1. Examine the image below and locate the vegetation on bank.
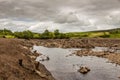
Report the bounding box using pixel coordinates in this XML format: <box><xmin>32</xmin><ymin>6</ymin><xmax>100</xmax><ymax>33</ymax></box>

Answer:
<box><xmin>0</xmin><ymin>29</ymin><xmax>69</xmax><ymax>39</ymax></box>
<box><xmin>0</xmin><ymin>28</ymin><xmax>120</xmax><ymax>39</ymax></box>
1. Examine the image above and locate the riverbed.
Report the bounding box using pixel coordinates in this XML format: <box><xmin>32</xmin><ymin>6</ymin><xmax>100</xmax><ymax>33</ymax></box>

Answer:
<box><xmin>33</xmin><ymin>46</ymin><xmax>120</xmax><ymax>80</ymax></box>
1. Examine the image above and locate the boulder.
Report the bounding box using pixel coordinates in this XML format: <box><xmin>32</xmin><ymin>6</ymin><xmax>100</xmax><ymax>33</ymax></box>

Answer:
<box><xmin>78</xmin><ymin>66</ymin><xmax>90</xmax><ymax>74</ymax></box>
<box><xmin>38</xmin><ymin>55</ymin><xmax>50</xmax><ymax>61</ymax></box>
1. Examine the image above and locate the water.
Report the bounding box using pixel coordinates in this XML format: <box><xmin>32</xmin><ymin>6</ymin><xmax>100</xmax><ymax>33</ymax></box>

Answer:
<box><xmin>92</xmin><ymin>47</ymin><xmax>120</xmax><ymax>53</ymax></box>
<box><xmin>33</xmin><ymin>46</ymin><xmax>120</xmax><ymax>80</ymax></box>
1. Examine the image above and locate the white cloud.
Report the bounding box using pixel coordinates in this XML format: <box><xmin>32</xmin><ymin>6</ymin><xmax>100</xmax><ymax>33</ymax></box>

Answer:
<box><xmin>28</xmin><ymin>21</ymin><xmax>60</xmax><ymax>32</ymax></box>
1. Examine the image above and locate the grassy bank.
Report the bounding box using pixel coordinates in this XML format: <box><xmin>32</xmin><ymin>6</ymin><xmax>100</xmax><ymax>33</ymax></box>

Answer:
<box><xmin>0</xmin><ymin>28</ymin><xmax>120</xmax><ymax>39</ymax></box>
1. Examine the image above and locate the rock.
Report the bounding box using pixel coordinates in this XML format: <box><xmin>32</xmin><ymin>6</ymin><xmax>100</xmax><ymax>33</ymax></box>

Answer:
<box><xmin>35</xmin><ymin>70</ymin><xmax>47</xmax><ymax>78</ymax></box>
<box><xmin>29</xmin><ymin>50</ymin><xmax>40</xmax><ymax>60</ymax></box>
<box><xmin>29</xmin><ymin>55</ymin><xmax>37</xmax><ymax>60</ymax></box>
<box><xmin>66</xmin><ymin>54</ymin><xmax>74</xmax><ymax>57</ymax></box>
<box><xmin>46</xmin><ymin>56</ymin><xmax>50</xmax><ymax>60</ymax></box>
<box><xmin>38</xmin><ymin>55</ymin><xmax>50</xmax><ymax>61</ymax></box>
<box><xmin>35</xmin><ymin>62</ymin><xmax>40</xmax><ymax>70</ymax></box>
<box><xmin>78</xmin><ymin>66</ymin><xmax>90</xmax><ymax>74</ymax></box>
<box><xmin>118</xmin><ymin>76</ymin><xmax>120</xmax><ymax>79</ymax></box>
<box><xmin>33</xmin><ymin>50</ymin><xmax>37</xmax><ymax>53</ymax></box>
<box><xmin>33</xmin><ymin>52</ymin><xmax>40</xmax><ymax>57</ymax></box>
<box><xmin>18</xmin><ymin>59</ymin><xmax>23</xmax><ymax>67</ymax></box>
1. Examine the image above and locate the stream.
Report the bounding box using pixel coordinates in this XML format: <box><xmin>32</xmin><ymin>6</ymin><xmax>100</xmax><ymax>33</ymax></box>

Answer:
<box><xmin>33</xmin><ymin>46</ymin><xmax>120</xmax><ymax>80</ymax></box>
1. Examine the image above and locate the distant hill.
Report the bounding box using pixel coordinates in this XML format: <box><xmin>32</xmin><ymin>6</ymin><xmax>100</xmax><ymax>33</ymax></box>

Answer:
<box><xmin>88</xmin><ymin>28</ymin><xmax>120</xmax><ymax>32</ymax></box>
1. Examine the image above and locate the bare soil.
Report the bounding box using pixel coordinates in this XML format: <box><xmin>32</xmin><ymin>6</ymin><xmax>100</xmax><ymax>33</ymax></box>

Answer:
<box><xmin>1</xmin><ymin>38</ymin><xmax>120</xmax><ymax>80</ymax></box>
<box><xmin>0</xmin><ymin>38</ymin><xmax>55</xmax><ymax>80</ymax></box>
<box><xmin>30</xmin><ymin>38</ymin><xmax>120</xmax><ymax>48</ymax></box>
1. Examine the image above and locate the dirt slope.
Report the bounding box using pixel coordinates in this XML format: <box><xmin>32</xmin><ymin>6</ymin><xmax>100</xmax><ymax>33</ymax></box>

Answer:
<box><xmin>0</xmin><ymin>38</ymin><xmax>55</xmax><ymax>80</ymax></box>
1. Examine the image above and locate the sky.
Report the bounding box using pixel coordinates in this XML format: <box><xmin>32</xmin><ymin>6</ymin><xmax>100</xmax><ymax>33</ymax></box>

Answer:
<box><xmin>0</xmin><ymin>0</ymin><xmax>120</xmax><ymax>32</ymax></box>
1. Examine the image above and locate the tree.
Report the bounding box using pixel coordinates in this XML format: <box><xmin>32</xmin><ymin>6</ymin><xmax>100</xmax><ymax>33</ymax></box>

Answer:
<box><xmin>54</xmin><ymin>29</ymin><xmax>60</xmax><ymax>35</ymax></box>
<box><xmin>0</xmin><ymin>28</ymin><xmax>13</xmax><ymax>35</ymax></box>
<box><xmin>41</xmin><ymin>29</ymin><xmax>50</xmax><ymax>39</ymax></box>
<box><xmin>49</xmin><ymin>32</ymin><xmax>55</xmax><ymax>39</ymax></box>
<box><xmin>44</xmin><ymin>29</ymin><xmax>49</xmax><ymax>35</ymax></box>
<box><xmin>22</xmin><ymin>30</ymin><xmax>33</xmax><ymax>39</ymax></box>
<box><xmin>54</xmin><ymin>29</ymin><xmax>60</xmax><ymax>39</ymax></box>
<box><xmin>14</xmin><ymin>30</ymin><xmax>33</xmax><ymax>39</ymax></box>
<box><xmin>14</xmin><ymin>32</ymin><xmax>24</xmax><ymax>38</ymax></box>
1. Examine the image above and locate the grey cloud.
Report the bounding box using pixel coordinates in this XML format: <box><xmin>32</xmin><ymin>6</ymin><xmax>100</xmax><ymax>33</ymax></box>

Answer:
<box><xmin>0</xmin><ymin>0</ymin><xmax>58</xmax><ymax>20</ymax></box>
<box><xmin>54</xmin><ymin>13</ymin><xmax>79</xmax><ymax>24</ymax></box>
<box><xmin>0</xmin><ymin>0</ymin><xmax>120</xmax><ymax>32</ymax></box>
<box><xmin>0</xmin><ymin>0</ymin><xmax>120</xmax><ymax>19</ymax></box>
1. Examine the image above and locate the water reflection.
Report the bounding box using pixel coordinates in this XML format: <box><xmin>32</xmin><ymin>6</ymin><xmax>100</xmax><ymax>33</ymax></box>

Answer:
<box><xmin>33</xmin><ymin>46</ymin><xmax>120</xmax><ymax>80</ymax></box>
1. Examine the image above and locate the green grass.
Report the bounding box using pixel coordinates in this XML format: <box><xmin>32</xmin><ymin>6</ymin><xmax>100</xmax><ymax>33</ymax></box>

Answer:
<box><xmin>0</xmin><ymin>35</ymin><xmax>15</xmax><ymax>38</ymax></box>
<box><xmin>0</xmin><ymin>28</ymin><xmax>120</xmax><ymax>39</ymax></box>
<box><xmin>5</xmin><ymin>35</ymin><xmax>15</xmax><ymax>38</ymax></box>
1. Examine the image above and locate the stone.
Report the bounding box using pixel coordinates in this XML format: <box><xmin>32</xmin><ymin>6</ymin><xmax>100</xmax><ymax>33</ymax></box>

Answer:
<box><xmin>78</xmin><ymin>66</ymin><xmax>90</xmax><ymax>74</ymax></box>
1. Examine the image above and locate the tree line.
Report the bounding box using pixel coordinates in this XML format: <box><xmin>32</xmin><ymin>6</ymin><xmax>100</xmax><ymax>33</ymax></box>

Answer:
<box><xmin>0</xmin><ymin>29</ymin><xmax>70</xmax><ymax>39</ymax></box>
<box><xmin>0</xmin><ymin>28</ymin><xmax>120</xmax><ymax>39</ymax></box>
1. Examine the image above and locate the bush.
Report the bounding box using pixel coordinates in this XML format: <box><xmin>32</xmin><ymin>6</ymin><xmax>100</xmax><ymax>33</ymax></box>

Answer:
<box><xmin>14</xmin><ymin>30</ymin><xmax>33</xmax><ymax>39</ymax></box>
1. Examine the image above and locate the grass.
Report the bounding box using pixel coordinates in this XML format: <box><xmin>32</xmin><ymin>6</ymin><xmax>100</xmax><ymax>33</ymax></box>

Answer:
<box><xmin>67</xmin><ymin>31</ymin><xmax>120</xmax><ymax>38</ymax></box>
<box><xmin>0</xmin><ymin>28</ymin><xmax>120</xmax><ymax>39</ymax></box>
<box><xmin>5</xmin><ymin>35</ymin><xmax>15</xmax><ymax>38</ymax></box>
<box><xmin>0</xmin><ymin>35</ymin><xmax>15</xmax><ymax>38</ymax></box>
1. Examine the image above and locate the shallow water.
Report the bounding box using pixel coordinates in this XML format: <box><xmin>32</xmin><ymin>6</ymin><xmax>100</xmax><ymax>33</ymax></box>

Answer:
<box><xmin>92</xmin><ymin>47</ymin><xmax>120</xmax><ymax>53</ymax></box>
<box><xmin>33</xmin><ymin>46</ymin><xmax>120</xmax><ymax>80</ymax></box>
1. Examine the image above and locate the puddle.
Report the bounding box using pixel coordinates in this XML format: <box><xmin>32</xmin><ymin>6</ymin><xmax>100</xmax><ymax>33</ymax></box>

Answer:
<box><xmin>33</xmin><ymin>46</ymin><xmax>120</xmax><ymax>80</ymax></box>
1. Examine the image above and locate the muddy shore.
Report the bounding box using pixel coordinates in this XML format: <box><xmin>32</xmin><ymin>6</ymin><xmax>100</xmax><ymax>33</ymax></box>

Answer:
<box><xmin>30</xmin><ymin>38</ymin><xmax>120</xmax><ymax>48</ymax></box>
<box><xmin>0</xmin><ymin>38</ymin><xmax>55</xmax><ymax>80</ymax></box>
<box><xmin>1</xmin><ymin>38</ymin><xmax>120</xmax><ymax>80</ymax></box>
<box><xmin>74</xmin><ymin>49</ymin><xmax>120</xmax><ymax>65</ymax></box>
<box><xmin>29</xmin><ymin>38</ymin><xmax>120</xmax><ymax>65</ymax></box>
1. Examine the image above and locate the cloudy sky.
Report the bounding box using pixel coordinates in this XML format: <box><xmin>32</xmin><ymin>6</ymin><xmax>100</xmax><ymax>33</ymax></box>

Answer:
<box><xmin>0</xmin><ymin>0</ymin><xmax>120</xmax><ymax>32</ymax></box>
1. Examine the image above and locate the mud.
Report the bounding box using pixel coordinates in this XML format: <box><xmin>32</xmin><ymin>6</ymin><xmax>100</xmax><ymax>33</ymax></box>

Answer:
<box><xmin>0</xmin><ymin>38</ymin><xmax>55</xmax><ymax>80</ymax></box>
<box><xmin>30</xmin><ymin>38</ymin><xmax>120</xmax><ymax>48</ymax></box>
<box><xmin>74</xmin><ymin>49</ymin><xmax>120</xmax><ymax>65</ymax></box>
<box><xmin>1</xmin><ymin>38</ymin><xmax>120</xmax><ymax>80</ymax></box>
